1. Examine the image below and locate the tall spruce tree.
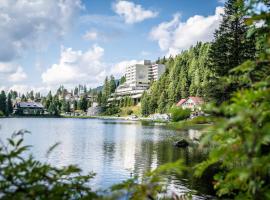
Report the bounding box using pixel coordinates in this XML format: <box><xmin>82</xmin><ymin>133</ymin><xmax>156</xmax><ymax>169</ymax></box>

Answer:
<box><xmin>109</xmin><ymin>75</ymin><xmax>116</xmax><ymax>94</ymax></box>
<box><xmin>6</xmin><ymin>93</ymin><xmax>13</xmax><ymax>116</ymax></box>
<box><xmin>0</xmin><ymin>91</ymin><xmax>7</xmax><ymax>115</ymax></box>
<box><xmin>207</xmin><ymin>0</ymin><xmax>256</xmax><ymax>103</ymax></box>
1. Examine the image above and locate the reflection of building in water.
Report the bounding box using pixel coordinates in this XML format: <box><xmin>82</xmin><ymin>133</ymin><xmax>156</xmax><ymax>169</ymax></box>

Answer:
<box><xmin>120</xmin><ymin>125</ymin><xmax>137</xmax><ymax>171</ymax></box>
<box><xmin>150</xmin><ymin>128</ymin><xmax>161</xmax><ymax>170</ymax></box>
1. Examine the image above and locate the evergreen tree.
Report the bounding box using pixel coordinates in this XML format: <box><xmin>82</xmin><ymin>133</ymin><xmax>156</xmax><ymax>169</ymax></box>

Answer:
<box><xmin>109</xmin><ymin>75</ymin><xmax>116</xmax><ymax>94</ymax></box>
<box><xmin>120</xmin><ymin>76</ymin><xmax>126</xmax><ymax>84</ymax></box>
<box><xmin>207</xmin><ymin>0</ymin><xmax>256</xmax><ymax>103</ymax></box>
<box><xmin>6</xmin><ymin>93</ymin><xmax>13</xmax><ymax>116</ymax></box>
<box><xmin>21</xmin><ymin>94</ymin><xmax>27</xmax><ymax>102</ymax></box>
<box><xmin>73</xmin><ymin>101</ymin><xmax>78</xmax><ymax>111</ymax></box>
<box><xmin>79</xmin><ymin>95</ymin><xmax>88</xmax><ymax>112</ymax></box>
<box><xmin>0</xmin><ymin>91</ymin><xmax>7</xmax><ymax>115</ymax></box>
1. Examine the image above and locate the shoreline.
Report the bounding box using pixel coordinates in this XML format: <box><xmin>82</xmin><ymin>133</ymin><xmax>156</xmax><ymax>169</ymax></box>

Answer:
<box><xmin>0</xmin><ymin>115</ymin><xmax>211</xmax><ymax>131</ymax></box>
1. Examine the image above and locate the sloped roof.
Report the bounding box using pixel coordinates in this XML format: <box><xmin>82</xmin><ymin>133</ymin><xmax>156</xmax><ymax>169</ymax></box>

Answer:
<box><xmin>17</xmin><ymin>102</ymin><xmax>44</xmax><ymax>108</ymax></box>
<box><xmin>176</xmin><ymin>99</ymin><xmax>186</xmax><ymax>106</ymax></box>
<box><xmin>176</xmin><ymin>97</ymin><xmax>204</xmax><ymax>106</ymax></box>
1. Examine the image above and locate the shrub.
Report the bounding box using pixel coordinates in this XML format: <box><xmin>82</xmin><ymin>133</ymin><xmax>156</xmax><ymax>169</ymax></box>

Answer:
<box><xmin>104</xmin><ymin>106</ymin><xmax>120</xmax><ymax>115</ymax></box>
<box><xmin>0</xmin><ymin>111</ymin><xmax>4</xmax><ymax>117</ymax></box>
<box><xmin>127</xmin><ymin>109</ymin><xmax>133</xmax><ymax>115</ymax></box>
<box><xmin>169</xmin><ymin>106</ymin><xmax>191</xmax><ymax>122</ymax></box>
<box><xmin>0</xmin><ymin>131</ymin><xmax>98</xmax><ymax>199</ymax></box>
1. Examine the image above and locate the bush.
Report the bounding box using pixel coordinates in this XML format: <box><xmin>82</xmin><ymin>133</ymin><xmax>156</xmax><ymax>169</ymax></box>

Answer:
<box><xmin>104</xmin><ymin>106</ymin><xmax>120</xmax><ymax>115</ymax></box>
<box><xmin>127</xmin><ymin>109</ymin><xmax>133</xmax><ymax>115</ymax></box>
<box><xmin>0</xmin><ymin>111</ymin><xmax>4</xmax><ymax>117</ymax></box>
<box><xmin>0</xmin><ymin>131</ymin><xmax>98</xmax><ymax>199</ymax></box>
<box><xmin>169</xmin><ymin>106</ymin><xmax>191</xmax><ymax>122</ymax></box>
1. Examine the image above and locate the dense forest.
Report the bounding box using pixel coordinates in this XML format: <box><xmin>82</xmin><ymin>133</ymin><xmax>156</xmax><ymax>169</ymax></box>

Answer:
<box><xmin>141</xmin><ymin>0</ymin><xmax>258</xmax><ymax>116</ymax></box>
<box><xmin>141</xmin><ymin>42</ymin><xmax>211</xmax><ymax>115</ymax></box>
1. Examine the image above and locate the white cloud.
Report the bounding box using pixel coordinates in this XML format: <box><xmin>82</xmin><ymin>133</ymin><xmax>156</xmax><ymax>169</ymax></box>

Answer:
<box><xmin>42</xmin><ymin>45</ymin><xmax>106</xmax><ymax>87</ymax></box>
<box><xmin>218</xmin><ymin>0</ymin><xmax>226</xmax><ymax>4</ymax></box>
<box><xmin>9</xmin><ymin>67</ymin><xmax>27</xmax><ymax>82</ymax></box>
<box><xmin>0</xmin><ymin>62</ymin><xmax>27</xmax><ymax>83</ymax></box>
<box><xmin>83</xmin><ymin>30</ymin><xmax>98</xmax><ymax>41</ymax></box>
<box><xmin>8</xmin><ymin>84</ymin><xmax>50</xmax><ymax>95</ymax></box>
<box><xmin>150</xmin><ymin>7</ymin><xmax>224</xmax><ymax>56</ymax></box>
<box><xmin>0</xmin><ymin>0</ymin><xmax>83</xmax><ymax>62</ymax></box>
<box><xmin>113</xmin><ymin>1</ymin><xmax>158</xmax><ymax>24</ymax></box>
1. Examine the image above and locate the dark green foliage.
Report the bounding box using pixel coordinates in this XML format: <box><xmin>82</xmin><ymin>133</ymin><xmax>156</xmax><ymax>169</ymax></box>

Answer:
<box><xmin>195</xmin><ymin>1</ymin><xmax>270</xmax><ymax>199</ymax></box>
<box><xmin>61</xmin><ymin>100</ymin><xmax>71</xmax><ymax>113</ymax></box>
<box><xmin>0</xmin><ymin>90</ymin><xmax>7</xmax><ymax>115</ymax></box>
<box><xmin>78</xmin><ymin>95</ymin><xmax>88</xmax><ymax>112</ymax></box>
<box><xmin>0</xmin><ymin>131</ymin><xmax>97</xmax><ymax>199</ymax></box>
<box><xmin>6</xmin><ymin>93</ymin><xmax>13</xmax><ymax>116</ymax></box>
<box><xmin>169</xmin><ymin>106</ymin><xmax>191</xmax><ymax>122</ymax></box>
<box><xmin>103</xmin><ymin>105</ymin><xmax>120</xmax><ymax>116</ymax></box>
<box><xmin>110</xmin><ymin>75</ymin><xmax>117</xmax><ymax>94</ymax></box>
<box><xmin>206</xmin><ymin>0</ymin><xmax>256</xmax><ymax>103</ymax></box>
<box><xmin>120</xmin><ymin>76</ymin><xmax>126</xmax><ymax>85</ymax></box>
<box><xmin>141</xmin><ymin>42</ymin><xmax>210</xmax><ymax>115</ymax></box>
<box><xmin>127</xmin><ymin>109</ymin><xmax>133</xmax><ymax>115</ymax></box>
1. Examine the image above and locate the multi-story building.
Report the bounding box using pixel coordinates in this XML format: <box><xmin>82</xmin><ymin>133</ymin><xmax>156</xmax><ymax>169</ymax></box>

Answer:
<box><xmin>108</xmin><ymin>60</ymin><xmax>165</xmax><ymax>104</ymax></box>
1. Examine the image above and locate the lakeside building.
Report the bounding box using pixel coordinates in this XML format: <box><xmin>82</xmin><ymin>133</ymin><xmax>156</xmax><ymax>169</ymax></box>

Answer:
<box><xmin>13</xmin><ymin>102</ymin><xmax>45</xmax><ymax>115</ymax></box>
<box><xmin>176</xmin><ymin>97</ymin><xmax>204</xmax><ymax>111</ymax></box>
<box><xmin>108</xmin><ymin>60</ymin><xmax>165</xmax><ymax>104</ymax></box>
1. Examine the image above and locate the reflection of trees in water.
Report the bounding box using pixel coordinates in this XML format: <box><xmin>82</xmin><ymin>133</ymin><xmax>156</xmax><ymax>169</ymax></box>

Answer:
<box><xmin>102</xmin><ymin>141</ymin><xmax>115</xmax><ymax>163</ymax></box>
<box><xmin>131</xmin><ymin>131</ymin><xmax>211</xmax><ymax>196</ymax></box>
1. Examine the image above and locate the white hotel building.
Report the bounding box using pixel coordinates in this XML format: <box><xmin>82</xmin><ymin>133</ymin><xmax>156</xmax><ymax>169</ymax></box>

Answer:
<box><xmin>108</xmin><ymin>60</ymin><xmax>165</xmax><ymax>103</ymax></box>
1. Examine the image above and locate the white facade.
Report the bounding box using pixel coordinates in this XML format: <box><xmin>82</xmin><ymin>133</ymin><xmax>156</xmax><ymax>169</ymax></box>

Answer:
<box><xmin>149</xmin><ymin>64</ymin><xmax>166</xmax><ymax>81</ymax></box>
<box><xmin>109</xmin><ymin>60</ymin><xmax>165</xmax><ymax>102</ymax></box>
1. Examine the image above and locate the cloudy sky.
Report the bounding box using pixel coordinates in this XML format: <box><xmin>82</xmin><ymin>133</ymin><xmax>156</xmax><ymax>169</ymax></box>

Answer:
<box><xmin>0</xmin><ymin>0</ymin><xmax>224</xmax><ymax>94</ymax></box>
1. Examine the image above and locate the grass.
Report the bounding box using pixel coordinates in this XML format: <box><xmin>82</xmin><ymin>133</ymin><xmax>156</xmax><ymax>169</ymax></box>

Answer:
<box><xmin>120</xmin><ymin>105</ymin><xmax>141</xmax><ymax>116</ymax></box>
<box><xmin>167</xmin><ymin>116</ymin><xmax>213</xmax><ymax>131</ymax></box>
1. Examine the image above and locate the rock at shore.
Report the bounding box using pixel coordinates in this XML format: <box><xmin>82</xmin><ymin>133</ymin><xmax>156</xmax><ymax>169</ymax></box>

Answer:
<box><xmin>174</xmin><ymin>139</ymin><xmax>189</xmax><ymax>148</ymax></box>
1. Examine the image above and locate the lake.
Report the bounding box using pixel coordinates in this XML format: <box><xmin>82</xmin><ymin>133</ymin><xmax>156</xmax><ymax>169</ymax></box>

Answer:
<box><xmin>0</xmin><ymin>118</ymin><xmax>212</xmax><ymax>199</ymax></box>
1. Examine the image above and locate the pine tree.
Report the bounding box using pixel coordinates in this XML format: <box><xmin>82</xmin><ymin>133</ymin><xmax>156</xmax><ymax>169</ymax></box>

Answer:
<box><xmin>0</xmin><ymin>91</ymin><xmax>7</xmax><ymax>115</ymax></box>
<box><xmin>6</xmin><ymin>93</ymin><xmax>13</xmax><ymax>116</ymax></box>
<box><xmin>207</xmin><ymin>0</ymin><xmax>256</xmax><ymax>103</ymax></box>
<box><xmin>109</xmin><ymin>75</ymin><xmax>116</xmax><ymax>94</ymax></box>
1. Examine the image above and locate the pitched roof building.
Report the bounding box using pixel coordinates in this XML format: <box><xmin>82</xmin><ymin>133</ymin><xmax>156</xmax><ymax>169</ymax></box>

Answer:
<box><xmin>14</xmin><ymin>102</ymin><xmax>44</xmax><ymax>115</ymax></box>
<box><xmin>176</xmin><ymin>97</ymin><xmax>204</xmax><ymax>111</ymax></box>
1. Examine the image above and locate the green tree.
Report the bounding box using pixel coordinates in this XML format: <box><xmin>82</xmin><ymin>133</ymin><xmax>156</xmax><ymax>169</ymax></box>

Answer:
<box><xmin>109</xmin><ymin>75</ymin><xmax>116</xmax><ymax>94</ymax></box>
<box><xmin>79</xmin><ymin>95</ymin><xmax>88</xmax><ymax>112</ymax></box>
<box><xmin>0</xmin><ymin>91</ymin><xmax>7</xmax><ymax>115</ymax></box>
<box><xmin>21</xmin><ymin>94</ymin><xmax>27</xmax><ymax>102</ymax></box>
<box><xmin>207</xmin><ymin>0</ymin><xmax>256</xmax><ymax>103</ymax></box>
<box><xmin>6</xmin><ymin>93</ymin><xmax>13</xmax><ymax>116</ymax></box>
<box><xmin>120</xmin><ymin>76</ymin><xmax>126</xmax><ymax>84</ymax></box>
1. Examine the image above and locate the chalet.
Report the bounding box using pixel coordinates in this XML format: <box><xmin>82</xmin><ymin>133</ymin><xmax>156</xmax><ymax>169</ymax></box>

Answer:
<box><xmin>176</xmin><ymin>97</ymin><xmax>204</xmax><ymax>111</ymax></box>
<box><xmin>14</xmin><ymin>102</ymin><xmax>44</xmax><ymax>115</ymax></box>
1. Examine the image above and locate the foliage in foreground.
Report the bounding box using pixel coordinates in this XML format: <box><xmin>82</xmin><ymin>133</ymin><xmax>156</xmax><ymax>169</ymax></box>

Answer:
<box><xmin>0</xmin><ymin>131</ymin><xmax>188</xmax><ymax>200</ymax></box>
<box><xmin>169</xmin><ymin>106</ymin><xmax>191</xmax><ymax>122</ymax></box>
<box><xmin>195</xmin><ymin>84</ymin><xmax>270</xmax><ymax>199</ymax></box>
<box><xmin>195</xmin><ymin>0</ymin><xmax>270</xmax><ymax>199</ymax></box>
<box><xmin>0</xmin><ymin>131</ymin><xmax>97</xmax><ymax>200</ymax></box>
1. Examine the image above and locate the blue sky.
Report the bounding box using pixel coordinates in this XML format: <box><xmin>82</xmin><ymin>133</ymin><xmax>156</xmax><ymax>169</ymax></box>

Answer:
<box><xmin>0</xmin><ymin>0</ymin><xmax>224</xmax><ymax>94</ymax></box>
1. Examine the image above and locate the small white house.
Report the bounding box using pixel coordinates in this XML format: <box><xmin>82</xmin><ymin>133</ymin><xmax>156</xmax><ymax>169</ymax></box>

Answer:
<box><xmin>176</xmin><ymin>97</ymin><xmax>204</xmax><ymax>111</ymax></box>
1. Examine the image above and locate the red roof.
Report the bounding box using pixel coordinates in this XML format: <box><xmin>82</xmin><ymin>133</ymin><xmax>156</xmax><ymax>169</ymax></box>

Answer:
<box><xmin>176</xmin><ymin>98</ymin><xmax>186</xmax><ymax>106</ymax></box>
<box><xmin>176</xmin><ymin>97</ymin><xmax>204</xmax><ymax>106</ymax></box>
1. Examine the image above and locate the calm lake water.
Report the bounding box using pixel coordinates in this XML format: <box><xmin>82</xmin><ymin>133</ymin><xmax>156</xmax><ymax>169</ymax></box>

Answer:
<box><xmin>0</xmin><ymin>118</ymin><xmax>212</xmax><ymax>199</ymax></box>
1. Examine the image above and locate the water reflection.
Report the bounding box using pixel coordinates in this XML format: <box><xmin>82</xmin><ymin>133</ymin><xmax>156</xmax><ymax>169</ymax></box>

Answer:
<box><xmin>0</xmin><ymin>118</ymin><xmax>210</xmax><ymax>198</ymax></box>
